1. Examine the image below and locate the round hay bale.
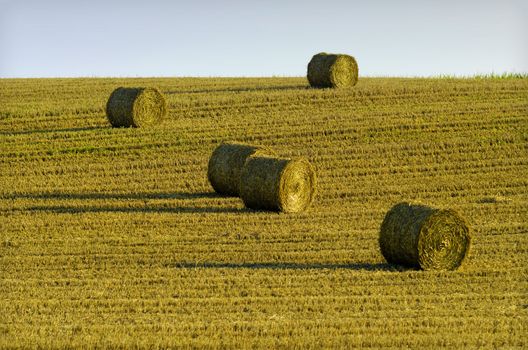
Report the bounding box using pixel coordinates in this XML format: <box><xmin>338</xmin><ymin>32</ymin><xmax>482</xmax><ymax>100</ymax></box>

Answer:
<box><xmin>307</xmin><ymin>52</ymin><xmax>358</xmax><ymax>88</ymax></box>
<box><xmin>207</xmin><ymin>143</ymin><xmax>274</xmax><ymax>196</ymax></box>
<box><xmin>240</xmin><ymin>156</ymin><xmax>316</xmax><ymax>213</ymax></box>
<box><xmin>379</xmin><ymin>202</ymin><xmax>471</xmax><ymax>271</ymax></box>
<box><xmin>106</xmin><ymin>87</ymin><xmax>167</xmax><ymax>127</ymax></box>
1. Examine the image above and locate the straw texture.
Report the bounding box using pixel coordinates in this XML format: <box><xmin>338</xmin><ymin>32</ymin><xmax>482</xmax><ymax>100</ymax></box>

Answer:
<box><xmin>379</xmin><ymin>202</ymin><xmax>471</xmax><ymax>270</ymax></box>
<box><xmin>240</xmin><ymin>156</ymin><xmax>316</xmax><ymax>213</ymax></box>
<box><xmin>106</xmin><ymin>87</ymin><xmax>167</xmax><ymax>127</ymax></box>
<box><xmin>307</xmin><ymin>53</ymin><xmax>358</xmax><ymax>88</ymax></box>
<box><xmin>208</xmin><ymin>143</ymin><xmax>274</xmax><ymax>196</ymax></box>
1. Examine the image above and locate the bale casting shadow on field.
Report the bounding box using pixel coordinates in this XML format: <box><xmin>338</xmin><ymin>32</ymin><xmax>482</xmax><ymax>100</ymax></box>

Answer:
<box><xmin>11</xmin><ymin>191</ymin><xmax>222</xmax><ymax>201</ymax></box>
<box><xmin>165</xmin><ymin>85</ymin><xmax>308</xmax><ymax>95</ymax></box>
<box><xmin>1</xmin><ymin>126</ymin><xmax>106</xmax><ymax>136</ymax></box>
<box><xmin>23</xmin><ymin>205</ymin><xmax>247</xmax><ymax>214</ymax></box>
<box><xmin>170</xmin><ymin>261</ymin><xmax>397</xmax><ymax>272</ymax></box>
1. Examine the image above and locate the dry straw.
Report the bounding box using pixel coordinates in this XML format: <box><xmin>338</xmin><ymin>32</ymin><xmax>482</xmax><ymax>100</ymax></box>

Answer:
<box><xmin>240</xmin><ymin>156</ymin><xmax>316</xmax><ymax>213</ymax></box>
<box><xmin>208</xmin><ymin>142</ymin><xmax>274</xmax><ymax>196</ymax></box>
<box><xmin>307</xmin><ymin>52</ymin><xmax>359</xmax><ymax>88</ymax></box>
<box><xmin>106</xmin><ymin>87</ymin><xmax>167</xmax><ymax>127</ymax></box>
<box><xmin>379</xmin><ymin>202</ymin><xmax>471</xmax><ymax>271</ymax></box>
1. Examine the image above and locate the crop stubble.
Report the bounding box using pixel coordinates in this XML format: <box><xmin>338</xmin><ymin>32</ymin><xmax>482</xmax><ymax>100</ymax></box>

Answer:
<box><xmin>0</xmin><ymin>77</ymin><xmax>527</xmax><ymax>348</ymax></box>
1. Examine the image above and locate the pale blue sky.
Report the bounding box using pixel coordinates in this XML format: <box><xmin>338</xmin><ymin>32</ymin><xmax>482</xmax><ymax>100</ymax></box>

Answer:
<box><xmin>1</xmin><ymin>0</ymin><xmax>527</xmax><ymax>77</ymax></box>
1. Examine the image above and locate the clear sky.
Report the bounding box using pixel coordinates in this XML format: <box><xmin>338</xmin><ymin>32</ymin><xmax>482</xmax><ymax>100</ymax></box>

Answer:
<box><xmin>1</xmin><ymin>0</ymin><xmax>527</xmax><ymax>77</ymax></box>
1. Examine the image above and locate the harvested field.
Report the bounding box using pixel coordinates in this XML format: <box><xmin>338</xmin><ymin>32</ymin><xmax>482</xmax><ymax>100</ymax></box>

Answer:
<box><xmin>0</xmin><ymin>76</ymin><xmax>527</xmax><ymax>348</ymax></box>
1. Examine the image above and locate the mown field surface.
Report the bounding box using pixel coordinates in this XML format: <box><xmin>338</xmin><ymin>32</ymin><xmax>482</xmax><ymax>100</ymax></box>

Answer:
<box><xmin>1</xmin><ymin>77</ymin><xmax>527</xmax><ymax>348</ymax></box>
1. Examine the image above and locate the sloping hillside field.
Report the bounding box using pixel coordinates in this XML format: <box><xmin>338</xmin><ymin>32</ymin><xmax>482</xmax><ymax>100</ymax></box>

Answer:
<box><xmin>1</xmin><ymin>77</ymin><xmax>527</xmax><ymax>348</ymax></box>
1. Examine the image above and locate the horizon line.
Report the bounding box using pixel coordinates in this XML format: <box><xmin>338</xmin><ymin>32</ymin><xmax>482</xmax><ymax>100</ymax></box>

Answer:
<box><xmin>1</xmin><ymin>72</ymin><xmax>527</xmax><ymax>80</ymax></box>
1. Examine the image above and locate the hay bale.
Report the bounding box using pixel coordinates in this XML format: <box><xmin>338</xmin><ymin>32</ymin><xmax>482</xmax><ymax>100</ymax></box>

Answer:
<box><xmin>208</xmin><ymin>143</ymin><xmax>274</xmax><ymax>196</ymax></box>
<box><xmin>240</xmin><ymin>156</ymin><xmax>316</xmax><ymax>213</ymax></box>
<box><xmin>379</xmin><ymin>202</ymin><xmax>471</xmax><ymax>271</ymax></box>
<box><xmin>307</xmin><ymin>52</ymin><xmax>358</xmax><ymax>88</ymax></box>
<box><xmin>106</xmin><ymin>87</ymin><xmax>167</xmax><ymax>127</ymax></box>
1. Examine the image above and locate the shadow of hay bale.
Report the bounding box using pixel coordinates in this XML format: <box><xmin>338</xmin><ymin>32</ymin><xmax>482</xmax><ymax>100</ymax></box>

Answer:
<box><xmin>169</xmin><ymin>261</ymin><xmax>397</xmax><ymax>271</ymax></box>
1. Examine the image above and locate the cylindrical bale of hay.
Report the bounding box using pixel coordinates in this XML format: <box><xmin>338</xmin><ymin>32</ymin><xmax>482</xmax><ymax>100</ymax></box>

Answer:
<box><xmin>239</xmin><ymin>156</ymin><xmax>316</xmax><ymax>213</ymax></box>
<box><xmin>106</xmin><ymin>87</ymin><xmax>167</xmax><ymax>127</ymax></box>
<box><xmin>379</xmin><ymin>202</ymin><xmax>471</xmax><ymax>271</ymax></box>
<box><xmin>307</xmin><ymin>52</ymin><xmax>358</xmax><ymax>88</ymax></box>
<box><xmin>207</xmin><ymin>143</ymin><xmax>275</xmax><ymax>196</ymax></box>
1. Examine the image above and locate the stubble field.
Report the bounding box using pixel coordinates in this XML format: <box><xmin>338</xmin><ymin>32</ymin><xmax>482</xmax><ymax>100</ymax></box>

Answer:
<box><xmin>1</xmin><ymin>76</ymin><xmax>527</xmax><ymax>348</ymax></box>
